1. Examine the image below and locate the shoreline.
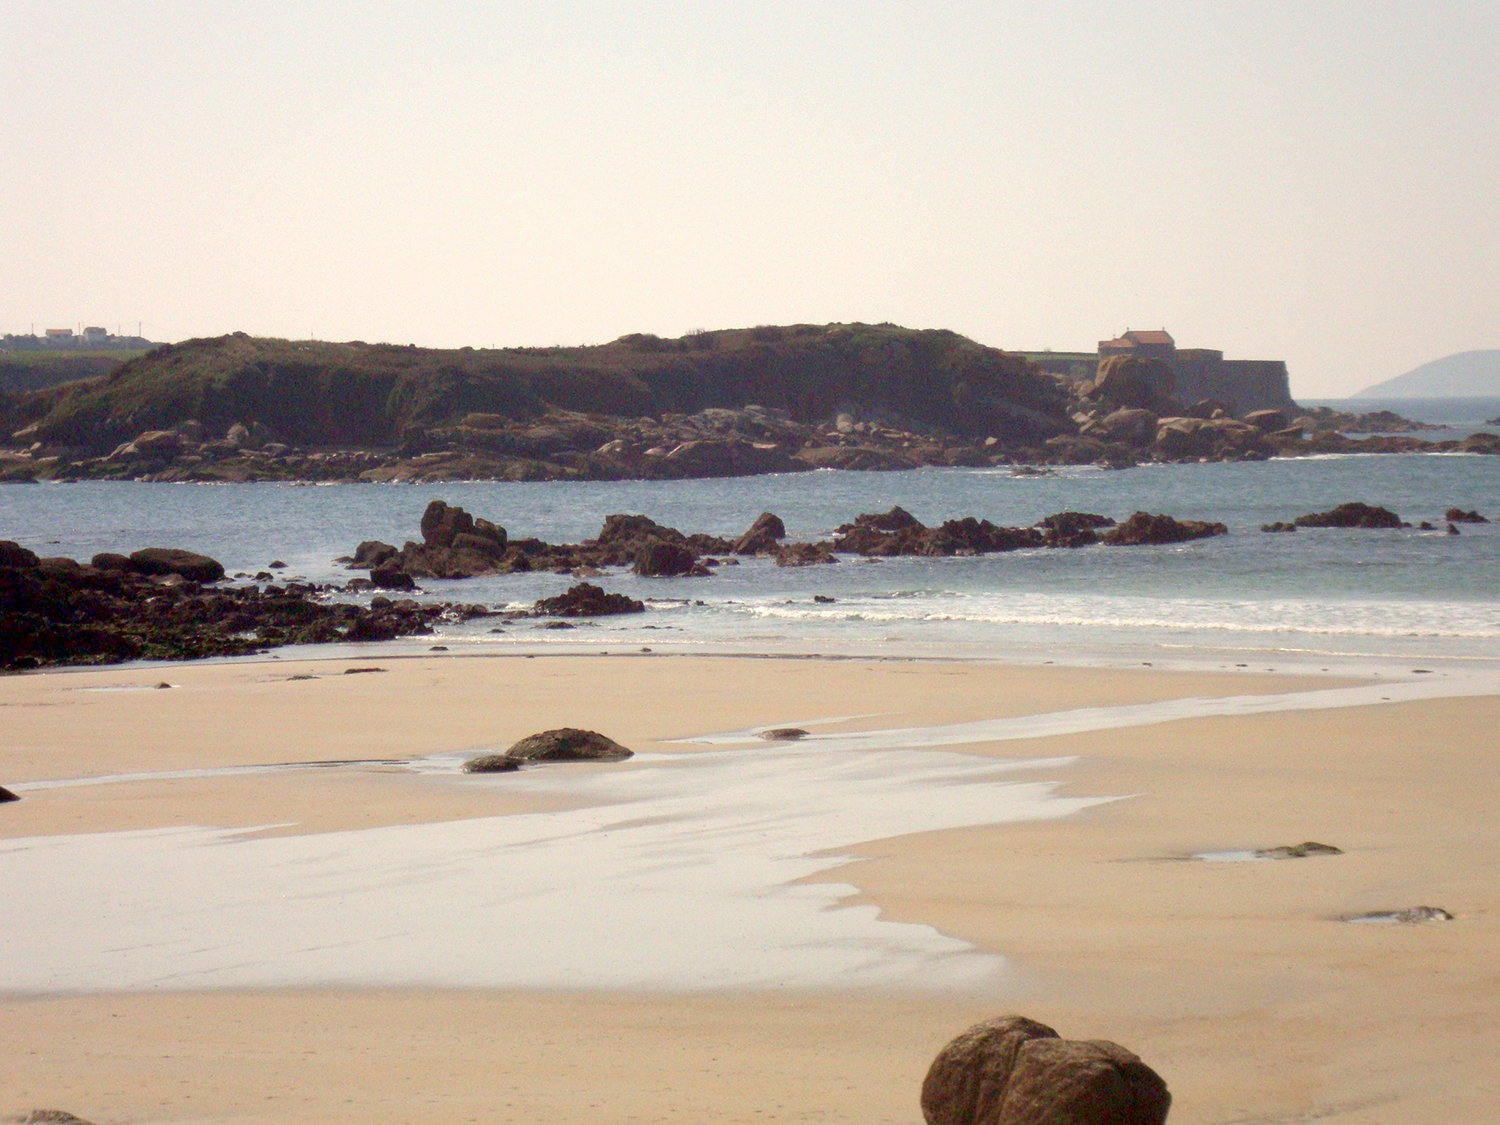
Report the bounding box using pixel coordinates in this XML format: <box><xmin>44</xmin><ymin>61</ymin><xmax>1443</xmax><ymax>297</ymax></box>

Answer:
<box><xmin>3</xmin><ymin>654</ymin><xmax>1497</xmax><ymax>1122</ymax></box>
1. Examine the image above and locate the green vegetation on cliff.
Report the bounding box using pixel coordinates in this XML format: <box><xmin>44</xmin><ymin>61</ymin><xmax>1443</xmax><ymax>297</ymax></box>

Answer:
<box><xmin>11</xmin><ymin>323</ymin><xmax>1068</xmax><ymax>453</ymax></box>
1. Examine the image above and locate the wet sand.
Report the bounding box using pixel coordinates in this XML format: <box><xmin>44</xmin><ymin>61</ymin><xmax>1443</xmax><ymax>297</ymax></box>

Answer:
<box><xmin>1</xmin><ymin>655</ymin><xmax>1496</xmax><ymax>1123</ymax></box>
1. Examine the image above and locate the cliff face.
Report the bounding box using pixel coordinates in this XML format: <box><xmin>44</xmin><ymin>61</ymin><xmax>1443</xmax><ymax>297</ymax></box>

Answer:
<box><xmin>12</xmin><ymin>324</ymin><xmax>1069</xmax><ymax>454</ymax></box>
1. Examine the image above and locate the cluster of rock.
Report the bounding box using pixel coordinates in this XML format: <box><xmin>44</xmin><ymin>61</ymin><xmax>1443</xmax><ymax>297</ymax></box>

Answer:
<box><xmin>0</xmin><ymin>539</ymin><xmax>491</xmax><ymax>671</ymax></box>
<box><xmin>463</xmin><ymin>728</ymin><xmax>633</xmax><ymax>773</ymax></box>
<box><xmin>922</xmin><ymin>1015</ymin><xmax>1170</xmax><ymax>1125</ymax></box>
<box><xmin>353</xmin><ymin>501</ymin><xmax>1236</xmax><ymax>591</ymax></box>
<box><xmin>1047</xmin><ymin>356</ymin><xmax>1500</xmax><ymax>468</ymax></box>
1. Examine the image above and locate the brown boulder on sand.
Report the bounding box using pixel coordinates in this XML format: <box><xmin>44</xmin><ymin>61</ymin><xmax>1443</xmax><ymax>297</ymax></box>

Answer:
<box><xmin>0</xmin><ymin>785</ymin><xmax>19</xmax><ymax>803</ymax></box>
<box><xmin>922</xmin><ymin>1015</ymin><xmax>1170</xmax><ymax>1125</ymax></box>
<box><xmin>4</xmin><ymin>1113</ymin><xmax>100</xmax><ymax>1125</ymax></box>
<box><xmin>503</xmin><ymin>728</ymin><xmax>633</xmax><ymax>762</ymax></box>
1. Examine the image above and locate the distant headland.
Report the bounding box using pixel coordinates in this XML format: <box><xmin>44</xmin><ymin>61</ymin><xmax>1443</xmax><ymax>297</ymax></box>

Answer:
<box><xmin>1355</xmin><ymin>349</ymin><xmax>1500</xmax><ymax>398</ymax></box>
<box><xmin>1</xmin><ymin>323</ymin><xmax>1494</xmax><ymax>483</ymax></box>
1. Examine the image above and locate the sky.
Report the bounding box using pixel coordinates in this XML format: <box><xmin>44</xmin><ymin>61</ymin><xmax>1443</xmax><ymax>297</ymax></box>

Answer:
<box><xmin>2</xmin><ymin>2</ymin><xmax>1496</xmax><ymax>396</ymax></box>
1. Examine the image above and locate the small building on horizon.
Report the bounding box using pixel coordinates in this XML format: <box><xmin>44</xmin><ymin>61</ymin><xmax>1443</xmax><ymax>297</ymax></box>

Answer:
<box><xmin>1095</xmin><ymin>328</ymin><xmax>1294</xmax><ymax>413</ymax></box>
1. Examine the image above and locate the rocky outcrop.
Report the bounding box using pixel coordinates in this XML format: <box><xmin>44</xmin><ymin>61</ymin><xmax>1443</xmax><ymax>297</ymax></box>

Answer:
<box><xmin>0</xmin><ymin>539</ymin><xmax>491</xmax><ymax>671</ymax></box>
<box><xmin>1036</xmin><ymin>512</ymin><xmax>1115</xmax><ymax>548</ymax></box>
<box><xmin>122</xmin><ymin>547</ymin><xmax>226</xmax><ymax>583</ymax></box>
<box><xmin>833</xmin><ymin>508</ymin><xmax>1047</xmax><ymax>557</ymax></box>
<box><xmin>1445</xmin><ymin>507</ymin><xmax>1487</xmax><ymax>523</ymax></box>
<box><xmin>503</xmin><ymin>728</ymin><xmax>633</xmax><ymax>762</ymax></box>
<box><xmin>1293</xmin><ymin>502</ymin><xmax>1404</xmax><ymax>529</ymax></box>
<box><xmin>351</xmin><ymin>503</ymin><xmax>732</xmax><ymax>583</ymax></box>
<box><xmin>1102</xmin><ymin>512</ymin><xmax>1228</xmax><ymax>545</ymax></box>
<box><xmin>532</xmin><ymin>582</ymin><xmax>645</xmax><ymax>617</ymax></box>
<box><xmin>775</xmin><ymin>542</ymin><xmax>838</xmax><ymax>567</ymax></box>
<box><xmin>921</xmin><ymin>1015</ymin><xmax>1170</xmax><ymax>1125</ymax></box>
<box><xmin>733</xmin><ymin>512</ymin><xmax>787</xmax><ymax>555</ymax></box>
<box><xmin>0</xmin><ymin>785</ymin><xmax>18</xmax><ymax>802</ymax></box>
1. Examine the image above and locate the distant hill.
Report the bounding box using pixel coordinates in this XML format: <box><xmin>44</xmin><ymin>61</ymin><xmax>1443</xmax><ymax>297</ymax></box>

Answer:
<box><xmin>1355</xmin><ymin>350</ymin><xmax>1500</xmax><ymax>397</ymax></box>
<box><xmin>6</xmin><ymin>324</ymin><xmax>1070</xmax><ymax>453</ymax></box>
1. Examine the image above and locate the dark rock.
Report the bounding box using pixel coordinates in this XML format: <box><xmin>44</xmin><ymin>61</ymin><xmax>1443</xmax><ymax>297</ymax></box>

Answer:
<box><xmin>1037</xmin><ymin>512</ymin><xmax>1114</xmax><ymax>548</ymax></box>
<box><xmin>352</xmin><ymin>540</ymin><xmax>399</xmax><ymax>568</ymax></box>
<box><xmin>452</xmin><ymin>531</ymin><xmax>506</xmax><ymax>559</ymax></box>
<box><xmin>268</xmin><ymin>560</ymin><xmax>287</xmax><ymax>569</ymax></box>
<box><xmin>1445</xmin><ymin>507</ymin><xmax>1487</xmax><ymax>523</ymax></box>
<box><xmin>503</xmin><ymin>728</ymin><xmax>633</xmax><ymax>762</ymax></box>
<box><xmin>1261</xmin><ymin>522</ymin><xmax>1298</xmax><ymax>533</ymax></box>
<box><xmin>1102</xmin><ymin>512</ymin><xmax>1228</xmax><ymax>545</ymax></box>
<box><xmin>533</xmin><ymin>582</ymin><xmax>645</xmax><ymax>617</ymax></box>
<box><xmin>812</xmin><ymin>595</ymin><xmax>836</xmax><ymax>603</ymax></box>
<box><xmin>90</xmin><ymin>551</ymin><xmax>134</xmax><ymax>571</ymax></box>
<box><xmin>462</xmin><ymin>754</ymin><xmax>522</xmax><ymax>773</ymax></box>
<box><xmin>0</xmin><ymin>785</ymin><xmax>18</xmax><ymax>803</ymax></box>
<box><xmin>776</xmin><ymin>542</ymin><xmax>838</xmax><ymax>567</ymax></box>
<box><xmin>921</xmin><ymin>1015</ymin><xmax>1169</xmax><ymax>1125</ymax></box>
<box><xmin>370</xmin><ymin>562</ymin><xmax>416</xmax><ymax>591</ymax></box>
<box><xmin>635</xmin><ymin>539</ymin><xmax>699</xmax><ymax>577</ymax></box>
<box><xmin>760</xmin><ymin>728</ymin><xmax>809</xmax><ymax>740</ymax></box>
<box><xmin>1255</xmin><ymin>841</ymin><xmax>1342</xmax><ymax>859</ymax></box>
<box><xmin>4</xmin><ymin>1112</ymin><xmax>100</xmax><ymax>1124</ymax></box>
<box><xmin>1447</xmin><ymin>522</ymin><xmax>1460</xmax><ymax>535</ymax></box>
<box><xmin>1293</xmin><ymin>502</ymin><xmax>1403</xmax><ymax>529</ymax></box>
<box><xmin>128</xmin><ymin>547</ymin><xmax>225</xmax><ymax>583</ymax></box>
<box><xmin>420</xmin><ymin>499</ymin><xmax>474</xmax><ymax>547</ymax></box>
<box><xmin>343</xmin><ymin>667</ymin><xmax>387</xmax><ymax>674</ymax></box>
<box><xmin>1</xmin><ymin>541</ymin><xmax>40</xmax><ymax>569</ymax></box>
<box><xmin>733</xmin><ymin>511</ymin><xmax>787</xmax><ymax>555</ymax></box>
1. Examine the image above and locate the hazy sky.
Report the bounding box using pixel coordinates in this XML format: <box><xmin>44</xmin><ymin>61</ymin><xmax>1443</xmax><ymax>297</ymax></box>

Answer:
<box><xmin>3</xmin><ymin>2</ymin><xmax>1496</xmax><ymax>395</ymax></box>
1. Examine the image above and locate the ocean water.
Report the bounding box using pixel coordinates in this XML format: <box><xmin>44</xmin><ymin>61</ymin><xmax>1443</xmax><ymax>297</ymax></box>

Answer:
<box><xmin>2</xmin><ymin>452</ymin><xmax>1498</xmax><ymax>670</ymax></box>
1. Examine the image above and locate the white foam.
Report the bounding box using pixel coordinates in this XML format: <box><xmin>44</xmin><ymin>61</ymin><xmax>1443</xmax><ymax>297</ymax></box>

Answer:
<box><xmin>0</xmin><ymin>745</ymin><xmax>1108</xmax><ymax>994</ymax></box>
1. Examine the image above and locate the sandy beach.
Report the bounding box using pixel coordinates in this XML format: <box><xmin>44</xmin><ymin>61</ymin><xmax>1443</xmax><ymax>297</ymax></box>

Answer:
<box><xmin>2</xmin><ymin>653</ymin><xmax>1496</xmax><ymax>1124</ymax></box>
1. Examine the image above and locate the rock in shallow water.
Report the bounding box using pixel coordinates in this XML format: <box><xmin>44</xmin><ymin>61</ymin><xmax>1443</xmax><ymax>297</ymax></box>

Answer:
<box><xmin>0</xmin><ymin>785</ymin><xmax>19</xmax><ymax>803</ymax></box>
<box><xmin>1255</xmin><ymin>841</ymin><xmax>1342</xmax><ymax>859</ymax></box>
<box><xmin>462</xmin><ymin>755</ymin><xmax>523</xmax><ymax>773</ymax></box>
<box><xmin>504</xmin><ymin>728</ymin><xmax>633</xmax><ymax>763</ymax></box>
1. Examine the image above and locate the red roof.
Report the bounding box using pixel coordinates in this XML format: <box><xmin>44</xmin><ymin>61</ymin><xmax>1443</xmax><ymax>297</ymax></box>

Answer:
<box><xmin>1124</xmin><ymin>330</ymin><xmax>1174</xmax><ymax>346</ymax></box>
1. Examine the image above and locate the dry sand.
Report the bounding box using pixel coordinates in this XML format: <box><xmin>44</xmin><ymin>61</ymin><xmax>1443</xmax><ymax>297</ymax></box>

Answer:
<box><xmin>1</xmin><ymin>655</ymin><xmax>1495</xmax><ymax>1124</ymax></box>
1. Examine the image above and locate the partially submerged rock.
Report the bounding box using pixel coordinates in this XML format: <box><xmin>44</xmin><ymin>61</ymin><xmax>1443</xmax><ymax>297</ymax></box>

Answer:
<box><xmin>1293</xmin><ymin>502</ymin><xmax>1404</xmax><ymax>529</ymax></box>
<box><xmin>0</xmin><ymin>785</ymin><xmax>19</xmax><ymax>803</ymax></box>
<box><xmin>760</xmin><ymin>728</ymin><xmax>809</xmax><ymax>741</ymax></box>
<box><xmin>775</xmin><ymin>542</ymin><xmax>838</xmax><ymax>567</ymax></box>
<box><xmin>1445</xmin><ymin>507</ymin><xmax>1487</xmax><ymax>523</ymax></box>
<box><xmin>921</xmin><ymin>1014</ymin><xmax>1170</xmax><ymax>1125</ymax></box>
<box><xmin>1102</xmin><ymin>512</ymin><xmax>1228</xmax><ymax>545</ymax></box>
<box><xmin>732</xmin><ymin>511</ymin><xmax>787</xmax><ymax>555</ymax></box>
<box><xmin>462</xmin><ymin>755</ymin><xmax>522</xmax><ymax>773</ymax></box>
<box><xmin>1255</xmin><ymin>841</ymin><xmax>1342</xmax><ymax>859</ymax></box>
<box><xmin>504</xmin><ymin>728</ymin><xmax>633</xmax><ymax>762</ymax></box>
<box><xmin>533</xmin><ymin>582</ymin><xmax>645</xmax><ymax>617</ymax></box>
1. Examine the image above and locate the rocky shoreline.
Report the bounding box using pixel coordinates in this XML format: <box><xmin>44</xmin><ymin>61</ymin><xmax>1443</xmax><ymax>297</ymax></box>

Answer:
<box><xmin>3</xmin><ymin>332</ymin><xmax>1496</xmax><ymax>485</ymax></box>
<box><xmin>3</xmin><ymin>495</ymin><xmax>1473</xmax><ymax>672</ymax></box>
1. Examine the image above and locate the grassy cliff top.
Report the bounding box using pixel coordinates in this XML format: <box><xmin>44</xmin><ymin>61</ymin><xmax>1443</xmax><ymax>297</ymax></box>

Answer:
<box><xmin>11</xmin><ymin>323</ymin><xmax>1068</xmax><ymax>451</ymax></box>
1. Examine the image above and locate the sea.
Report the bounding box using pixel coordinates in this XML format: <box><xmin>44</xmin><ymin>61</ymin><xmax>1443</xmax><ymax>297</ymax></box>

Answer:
<box><xmin>4</xmin><ymin>437</ymin><xmax>1498</xmax><ymax>675</ymax></box>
